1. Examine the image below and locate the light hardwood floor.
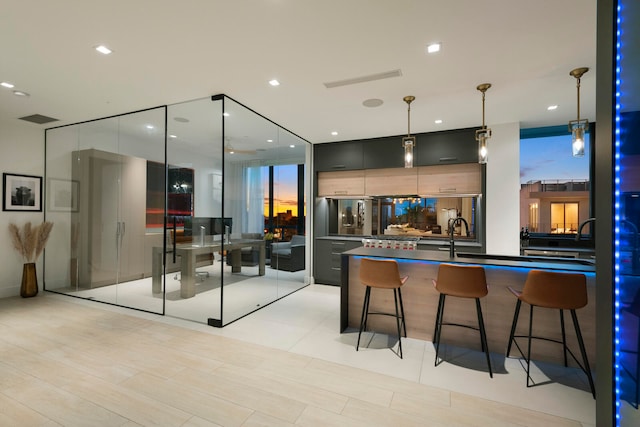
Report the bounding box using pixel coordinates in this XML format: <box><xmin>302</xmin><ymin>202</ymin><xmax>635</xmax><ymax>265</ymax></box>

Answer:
<box><xmin>0</xmin><ymin>291</ymin><xmax>594</xmax><ymax>427</ymax></box>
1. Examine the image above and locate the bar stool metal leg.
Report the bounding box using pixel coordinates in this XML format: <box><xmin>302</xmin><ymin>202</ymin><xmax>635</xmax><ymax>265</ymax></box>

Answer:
<box><xmin>526</xmin><ymin>305</ymin><xmax>534</xmax><ymax>388</ymax></box>
<box><xmin>398</xmin><ymin>288</ymin><xmax>407</xmax><ymax>338</ymax></box>
<box><xmin>506</xmin><ymin>299</ymin><xmax>522</xmax><ymax>357</ymax></box>
<box><xmin>393</xmin><ymin>289</ymin><xmax>403</xmax><ymax>359</ymax></box>
<box><xmin>434</xmin><ymin>294</ymin><xmax>446</xmax><ymax>366</ymax></box>
<box><xmin>570</xmin><ymin>309</ymin><xmax>596</xmax><ymax>398</ymax></box>
<box><xmin>559</xmin><ymin>309</ymin><xmax>568</xmax><ymax>367</ymax></box>
<box><xmin>476</xmin><ymin>298</ymin><xmax>493</xmax><ymax>377</ymax></box>
<box><xmin>356</xmin><ymin>286</ymin><xmax>371</xmax><ymax>352</ymax></box>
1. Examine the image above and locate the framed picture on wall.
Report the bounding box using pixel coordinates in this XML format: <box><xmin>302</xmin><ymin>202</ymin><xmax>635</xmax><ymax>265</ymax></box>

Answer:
<box><xmin>48</xmin><ymin>178</ymin><xmax>79</xmax><ymax>212</ymax></box>
<box><xmin>2</xmin><ymin>173</ymin><xmax>43</xmax><ymax>212</ymax></box>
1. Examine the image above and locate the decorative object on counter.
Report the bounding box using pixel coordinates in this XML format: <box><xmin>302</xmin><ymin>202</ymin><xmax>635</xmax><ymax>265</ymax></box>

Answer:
<box><xmin>433</xmin><ymin>263</ymin><xmax>493</xmax><ymax>377</ymax></box>
<box><xmin>506</xmin><ymin>270</ymin><xmax>595</xmax><ymax>398</ymax></box>
<box><xmin>568</xmin><ymin>67</ymin><xmax>589</xmax><ymax>157</ymax></box>
<box><xmin>520</xmin><ymin>227</ymin><xmax>530</xmax><ymax>248</ymax></box>
<box><xmin>356</xmin><ymin>258</ymin><xmax>408</xmax><ymax>358</ymax></box>
<box><xmin>362</xmin><ymin>237</ymin><xmax>418</xmax><ymax>250</ymax></box>
<box><xmin>8</xmin><ymin>221</ymin><xmax>54</xmax><ymax>297</ymax></box>
<box><xmin>402</xmin><ymin>95</ymin><xmax>416</xmax><ymax>168</ymax></box>
<box><xmin>475</xmin><ymin>83</ymin><xmax>492</xmax><ymax>164</ymax></box>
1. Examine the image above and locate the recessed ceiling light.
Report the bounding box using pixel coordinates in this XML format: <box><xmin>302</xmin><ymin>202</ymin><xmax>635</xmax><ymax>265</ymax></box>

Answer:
<box><xmin>169</xmin><ymin>134</ymin><xmax>177</xmax><ymax>139</ymax></box>
<box><xmin>362</xmin><ymin>98</ymin><xmax>384</xmax><ymax>108</ymax></box>
<box><xmin>146</xmin><ymin>125</ymin><xmax>154</xmax><ymax>129</ymax></box>
<box><xmin>1</xmin><ymin>81</ymin><xmax>15</xmax><ymax>89</ymax></box>
<box><xmin>95</xmin><ymin>45</ymin><xmax>112</xmax><ymax>55</ymax></box>
<box><xmin>289</xmin><ymin>144</ymin><xmax>295</xmax><ymax>148</ymax></box>
<box><xmin>267</xmin><ymin>139</ymin><xmax>273</xmax><ymax>142</ymax></box>
<box><xmin>269</xmin><ymin>79</ymin><xmax>280</xmax><ymax>86</ymax></box>
<box><xmin>331</xmin><ymin>131</ymin><xmax>338</xmax><ymax>136</ymax></box>
<box><xmin>547</xmin><ymin>105</ymin><xmax>558</xmax><ymax>111</ymax></box>
<box><xmin>434</xmin><ymin>119</ymin><xmax>443</xmax><ymax>124</ymax></box>
<box><xmin>13</xmin><ymin>90</ymin><xmax>29</xmax><ymax>97</ymax></box>
<box><xmin>426</xmin><ymin>43</ymin><xmax>441</xmax><ymax>54</ymax></box>
<box><xmin>223</xmin><ymin>112</ymin><xmax>230</xmax><ymax>117</ymax></box>
<box><xmin>173</xmin><ymin>117</ymin><xmax>189</xmax><ymax>123</ymax></box>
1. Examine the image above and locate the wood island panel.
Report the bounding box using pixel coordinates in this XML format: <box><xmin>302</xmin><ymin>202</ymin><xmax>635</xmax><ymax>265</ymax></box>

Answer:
<box><xmin>343</xmin><ymin>251</ymin><xmax>596</xmax><ymax>367</ymax></box>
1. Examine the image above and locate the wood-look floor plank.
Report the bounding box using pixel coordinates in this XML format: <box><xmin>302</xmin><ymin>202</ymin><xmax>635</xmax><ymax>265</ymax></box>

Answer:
<box><xmin>121</xmin><ymin>372</ymin><xmax>253</xmax><ymax>427</ymax></box>
<box><xmin>59</xmin><ymin>372</ymin><xmax>193</xmax><ymax>426</ymax></box>
<box><xmin>255</xmin><ymin>361</ymin><xmax>394</xmax><ymax>407</ymax></box>
<box><xmin>0</xmin><ymin>392</ymin><xmax>60</xmax><ymax>427</ymax></box>
<box><xmin>2</xmin><ymin>375</ymin><xmax>128</xmax><ymax>426</ymax></box>
<box><xmin>294</xmin><ymin>406</ymin><xmax>371</xmax><ymax>427</ymax></box>
<box><xmin>169</xmin><ymin>367</ymin><xmax>305</xmax><ymax>423</ymax></box>
<box><xmin>306</xmin><ymin>358</ymin><xmax>449</xmax><ymax>400</ymax></box>
<box><xmin>211</xmin><ymin>364</ymin><xmax>348</xmax><ymax>414</ymax></box>
<box><xmin>449</xmin><ymin>392</ymin><xmax>583</xmax><ymax>427</ymax></box>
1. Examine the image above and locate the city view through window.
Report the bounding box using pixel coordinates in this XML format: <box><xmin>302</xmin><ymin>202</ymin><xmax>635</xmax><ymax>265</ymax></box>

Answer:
<box><xmin>520</xmin><ymin>130</ymin><xmax>591</xmax><ymax>234</ymax></box>
<box><xmin>262</xmin><ymin>164</ymin><xmax>305</xmax><ymax>241</ymax></box>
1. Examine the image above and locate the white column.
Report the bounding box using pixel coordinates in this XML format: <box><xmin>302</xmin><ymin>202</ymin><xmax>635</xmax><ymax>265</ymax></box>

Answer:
<box><xmin>485</xmin><ymin>122</ymin><xmax>521</xmax><ymax>255</ymax></box>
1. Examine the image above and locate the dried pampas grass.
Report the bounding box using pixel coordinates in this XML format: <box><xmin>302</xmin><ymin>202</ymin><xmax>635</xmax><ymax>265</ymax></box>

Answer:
<box><xmin>8</xmin><ymin>221</ymin><xmax>54</xmax><ymax>263</ymax></box>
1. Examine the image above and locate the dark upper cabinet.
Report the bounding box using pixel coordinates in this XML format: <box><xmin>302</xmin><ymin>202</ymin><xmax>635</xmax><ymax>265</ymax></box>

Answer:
<box><xmin>362</xmin><ymin>137</ymin><xmax>406</xmax><ymax>169</ymax></box>
<box><xmin>314</xmin><ymin>142</ymin><xmax>364</xmax><ymax>172</ymax></box>
<box><xmin>415</xmin><ymin>128</ymin><xmax>478</xmax><ymax>166</ymax></box>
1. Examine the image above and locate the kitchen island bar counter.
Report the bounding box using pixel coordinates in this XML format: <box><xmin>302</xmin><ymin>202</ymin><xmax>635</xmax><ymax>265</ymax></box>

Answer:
<box><xmin>340</xmin><ymin>247</ymin><xmax>596</xmax><ymax>366</ymax></box>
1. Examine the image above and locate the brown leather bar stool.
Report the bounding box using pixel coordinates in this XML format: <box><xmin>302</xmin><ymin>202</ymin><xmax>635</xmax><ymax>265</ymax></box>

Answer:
<box><xmin>432</xmin><ymin>263</ymin><xmax>492</xmax><ymax>377</ymax></box>
<box><xmin>356</xmin><ymin>258</ymin><xmax>408</xmax><ymax>358</ymax></box>
<box><xmin>506</xmin><ymin>270</ymin><xmax>595</xmax><ymax>398</ymax></box>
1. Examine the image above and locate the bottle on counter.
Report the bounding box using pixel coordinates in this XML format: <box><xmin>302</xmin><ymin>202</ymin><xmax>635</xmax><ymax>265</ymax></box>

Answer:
<box><xmin>522</xmin><ymin>227</ymin><xmax>530</xmax><ymax>248</ymax></box>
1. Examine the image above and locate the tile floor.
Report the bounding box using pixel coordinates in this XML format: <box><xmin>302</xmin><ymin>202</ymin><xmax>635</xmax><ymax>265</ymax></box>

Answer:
<box><xmin>0</xmin><ymin>283</ymin><xmax>609</xmax><ymax>426</ymax></box>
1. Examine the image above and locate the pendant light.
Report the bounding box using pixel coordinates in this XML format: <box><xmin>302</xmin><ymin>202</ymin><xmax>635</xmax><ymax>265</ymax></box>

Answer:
<box><xmin>402</xmin><ymin>96</ymin><xmax>416</xmax><ymax>168</ymax></box>
<box><xmin>569</xmin><ymin>67</ymin><xmax>589</xmax><ymax>157</ymax></box>
<box><xmin>475</xmin><ymin>83</ymin><xmax>492</xmax><ymax>164</ymax></box>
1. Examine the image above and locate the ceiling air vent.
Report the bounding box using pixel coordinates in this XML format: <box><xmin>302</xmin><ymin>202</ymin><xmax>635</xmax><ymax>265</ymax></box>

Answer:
<box><xmin>19</xmin><ymin>114</ymin><xmax>59</xmax><ymax>124</ymax></box>
<box><xmin>323</xmin><ymin>69</ymin><xmax>402</xmax><ymax>89</ymax></box>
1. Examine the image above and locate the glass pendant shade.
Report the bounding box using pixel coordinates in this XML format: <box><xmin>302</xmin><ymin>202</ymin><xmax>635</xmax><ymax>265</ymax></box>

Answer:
<box><xmin>569</xmin><ymin>120</ymin><xmax>587</xmax><ymax>157</ymax></box>
<box><xmin>475</xmin><ymin>83</ymin><xmax>491</xmax><ymax>164</ymax></box>
<box><xmin>401</xmin><ymin>96</ymin><xmax>416</xmax><ymax>168</ymax></box>
<box><xmin>569</xmin><ymin>67</ymin><xmax>589</xmax><ymax>158</ymax></box>
<box><xmin>403</xmin><ymin>136</ymin><xmax>415</xmax><ymax>168</ymax></box>
<box><xmin>476</xmin><ymin>128</ymin><xmax>490</xmax><ymax>164</ymax></box>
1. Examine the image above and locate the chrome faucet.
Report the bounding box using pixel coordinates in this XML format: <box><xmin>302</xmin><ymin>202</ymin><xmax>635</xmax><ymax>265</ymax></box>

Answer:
<box><xmin>575</xmin><ymin>218</ymin><xmax>596</xmax><ymax>241</ymax></box>
<box><xmin>448</xmin><ymin>217</ymin><xmax>470</xmax><ymax>258</ymax></box>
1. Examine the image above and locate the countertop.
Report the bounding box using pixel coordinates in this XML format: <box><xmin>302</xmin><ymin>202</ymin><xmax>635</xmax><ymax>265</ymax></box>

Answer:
<box><xmin>342</xmin><ymin>247</ymin><xmax>595</xmax><ymax>273</ymax></box>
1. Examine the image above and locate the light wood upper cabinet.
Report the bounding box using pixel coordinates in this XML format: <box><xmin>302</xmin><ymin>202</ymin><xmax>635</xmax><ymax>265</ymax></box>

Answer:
<box><xmin>365</xmin><ymin>167</ymin><xmax>418</xmax><ymax>196</ymax></box>
<box><xmin>317</xmin><ymin>170</ymin><xmax>365</xmax><ymax>196</ymax></box>
<box><xmin>417</xmin><ymin>163</ymin><xmax>481</xmax><ymax>195</ymax></box>
<box><xmin>317</xmin><ymin>164</ymin><xmax>481</xmax><ymax>197</ymax></box>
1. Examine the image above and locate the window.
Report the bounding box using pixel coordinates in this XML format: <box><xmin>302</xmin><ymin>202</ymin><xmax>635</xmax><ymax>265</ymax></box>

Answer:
<box><xmin>520</xmin><ymin>125</ymin><xmax>592</xmax><ymax>235</ymax></box>
<box><xmin>550</xmin><ymin>202</ymin><xmax>579</xmax><ymax>233</ymax></box>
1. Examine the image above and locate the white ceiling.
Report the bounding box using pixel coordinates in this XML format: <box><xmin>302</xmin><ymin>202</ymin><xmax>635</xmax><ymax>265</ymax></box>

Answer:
<box><xmin>0</xmin><ymin>0</ymin><xmax>597</xmax><ymax>144</ymax></box>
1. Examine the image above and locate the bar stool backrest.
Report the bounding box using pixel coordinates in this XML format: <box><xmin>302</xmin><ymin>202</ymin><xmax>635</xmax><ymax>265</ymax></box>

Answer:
<box><xmin>521</xmin><ymin>270</ymin><xmax>587</xmax><ymax>310</ymax></box>
<box><xmin>359</xmin><ymin>258</ymin><xmax>404</xmax><ymax>289</ymax></box>
<box><xmin>434</xmin><ymin>263</ymin><xmax>488</xmax><ymax>298</ymax></box>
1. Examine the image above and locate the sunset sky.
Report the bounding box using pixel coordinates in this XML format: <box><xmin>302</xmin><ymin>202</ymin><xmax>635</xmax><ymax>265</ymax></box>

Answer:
<box><xmin>263</xmin><ymin>164</ymin><xmax>299</xmax><ymax>217</ymax></box>
<box><xmin>520</xmin><ymin>133</ymin><xmax>590</xmax><ymax>184</ymax></box>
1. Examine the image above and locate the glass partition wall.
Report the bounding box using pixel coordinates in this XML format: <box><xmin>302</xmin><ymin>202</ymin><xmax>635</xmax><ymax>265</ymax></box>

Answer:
<box><xmin>44</xmin><ymin>95</ymin><xmax>309</xmax><ymax>326</ymax></box>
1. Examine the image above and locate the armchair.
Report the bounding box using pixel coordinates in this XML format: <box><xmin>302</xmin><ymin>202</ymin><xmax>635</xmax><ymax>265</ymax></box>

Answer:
<box><xmin>271</xmin><ymin>235</ymin><xmax>305</xmax><ymax>272</ymax></box>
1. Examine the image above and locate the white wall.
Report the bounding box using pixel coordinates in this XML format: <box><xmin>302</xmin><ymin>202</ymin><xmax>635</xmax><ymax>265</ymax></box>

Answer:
<box><xmin>0</xmin><ymin>119</ymin><xmax>45</xmax><ymax>297</ymax></box>
<box><xmin>485</xmin><ymin>122</ymin><xmax>521</xmax><ymax>255</ymax></box>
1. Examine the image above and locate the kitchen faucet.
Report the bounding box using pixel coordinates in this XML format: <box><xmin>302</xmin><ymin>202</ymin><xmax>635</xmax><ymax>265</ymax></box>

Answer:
<box><xmin>448</xmin><ymin>217</ymin><xmax>470</xmax><ymax>258</ymax></box>
<box><xmin>575</xmin><ymin>217</ymin><xmax>596</xmax><ymax>241</ymax></box>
